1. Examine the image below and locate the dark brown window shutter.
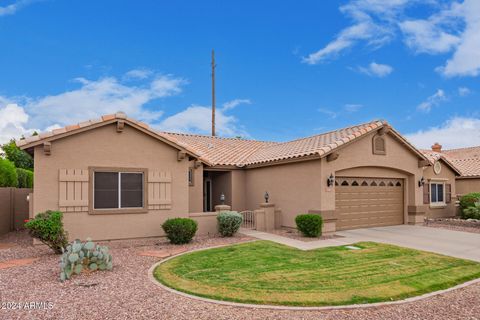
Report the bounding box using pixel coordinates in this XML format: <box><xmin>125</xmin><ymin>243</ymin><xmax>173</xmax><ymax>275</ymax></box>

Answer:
<box><xmin>423</xmin><ymin>183</ymin><xmax>430</xmax><ymax>204</ymax></box>
<box><xmin>446</xmin><ymin>184</ymin><xmax>452</xmax><ymax>203</ymax></box>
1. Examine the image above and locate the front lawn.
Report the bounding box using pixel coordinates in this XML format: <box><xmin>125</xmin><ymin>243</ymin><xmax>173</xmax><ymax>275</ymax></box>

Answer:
<box><xmin>154</xmin><ymin>241</ymin><xmax>480</xmax><ymax>306</ymax></box>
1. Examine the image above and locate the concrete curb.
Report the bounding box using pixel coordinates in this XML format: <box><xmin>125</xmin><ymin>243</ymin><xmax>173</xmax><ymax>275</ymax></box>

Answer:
<box><xmin>148</xmin><ymin>243</ymin><xmax>480</xmax><ymax>311</ymax></box>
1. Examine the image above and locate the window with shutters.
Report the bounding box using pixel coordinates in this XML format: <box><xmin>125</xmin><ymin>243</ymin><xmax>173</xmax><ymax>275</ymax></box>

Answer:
<box><xmin>90</xmin><ymin>168</ymin><xmax>147</xmax><ymax>214</ymax></box>
<box><xmin>429</xmin><ymin>181</ymin><xmax>446</xmax><ymax>207</ymax></box>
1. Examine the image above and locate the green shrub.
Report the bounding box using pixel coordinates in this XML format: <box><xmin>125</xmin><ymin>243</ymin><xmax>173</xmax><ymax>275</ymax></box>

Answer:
<box><xmin>459</xmin><ymin>193</ymin><xmax>480</xmax><ymax>210</ymax></box>
<box><xmin>295</xmin><ymin>214</ymin><xmax>323</xmax><ymax>237</ymax></box>
<box><xmin>59</xmin><ymin>238</ymin><xmax>113</xmax><ymax>281</ymax></box>
<box><xmin>462</xmin><ymin>202</ymin><xmax>480</xmax><ymax>220</ymax></box>
<box><xmin>25</xmin><ymin>210</ymin><xmax>68</xmax><ymax>254</ymax></box>
<box><xmin>459</xmin><ymin>193</ymin><xmax>480</xmax><ymax>219</ymax></box>
<box><xmin>162</xmin><ymin>218</ymin><xmax>198</xmax><ymax>244</ymax></box>
<box><xmin>16</xmin><ymin>168</ymin><xmax>33</xmax><ymax>188</ymax></box>
<box><xmin>0</xmin><ymin>158</ymin><xmax>18</xmax><ymax>187</ymax></box>
<box><xmin>217</xmin><ymin>211</ymin><xmax>243</xmax><ymax>237</ymax></box>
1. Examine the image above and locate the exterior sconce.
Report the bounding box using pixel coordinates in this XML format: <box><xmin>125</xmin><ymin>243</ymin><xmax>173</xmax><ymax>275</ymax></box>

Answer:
<box><xmin>418</xmin><ymin>177</ymin><xmax>425</xmax><ymax>187</ymax></box>
<box><xmin>220</xmin><ymin>193</ymin><xmax>225</xmax><ymax>205</ymax></box>
<box><xmin>264</xmin><ymin>191</ymin><xmax>269</xmax><ymax>203</ymax></box>
<box><xmin>327</xmin><ymin>174</ymin><xmax>335</xmax><ymax>187</ymax></box>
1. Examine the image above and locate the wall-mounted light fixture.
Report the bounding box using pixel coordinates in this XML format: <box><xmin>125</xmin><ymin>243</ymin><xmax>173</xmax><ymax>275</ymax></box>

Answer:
<box><xmin>418</xmin><ymin>177</ymin><xmax>425</xmax><ymax>187</ymax></box>
<box><xmin>264</xmin><ymin>191</ymin><xmax>269</xmax><ymax>203</ymax></box>
<box><xmin>220</xmin><ymin>193</ymin><xmax>225</xmax><ymax>205</ymax></box>
<box><xmin>327</xmin><ymin>174</ymin><xmax>335</xmax><ymax>187</ymax></box>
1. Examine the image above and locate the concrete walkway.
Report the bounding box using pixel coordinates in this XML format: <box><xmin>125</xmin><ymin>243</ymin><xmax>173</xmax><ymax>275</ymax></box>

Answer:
<box><xmin>240</xmin><ymin>225</ymin><xmax>480</xmax><ymax>262</ymax></box>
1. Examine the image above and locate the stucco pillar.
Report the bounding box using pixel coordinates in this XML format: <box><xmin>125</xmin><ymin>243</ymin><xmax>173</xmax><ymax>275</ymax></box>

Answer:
<box><xmin>254</xmin><ymin>209</ymin><xmax>266</xmax><ymax>231</ymax></box>
<box><xmin>215</xmin><ymin>204</ymin><xmax>231</xmax><ymax>212</ymax></box>
<box><xmin>259</xmin><ymin>203</ymin><xmax>275</xmax><ymax>231</ymax></box>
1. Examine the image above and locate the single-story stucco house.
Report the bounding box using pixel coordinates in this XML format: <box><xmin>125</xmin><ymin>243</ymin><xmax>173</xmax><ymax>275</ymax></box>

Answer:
<box><xmin>16</xmin><ymin>112</ymin><xmax>474</xmax><ymax>241</ymax></box>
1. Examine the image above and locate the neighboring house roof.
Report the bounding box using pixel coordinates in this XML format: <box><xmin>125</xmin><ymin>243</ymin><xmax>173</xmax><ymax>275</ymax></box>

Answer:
<box><xmin>17</xmin><ymin>113</ymin><xmax>429</xmax><ymax>167</ymax></box>
<box><xmin>419</xmin><ymin>149</ymin><xmax>462</xmax><ymax>176</ymax></box>
<box><xmin>443</xmin><ymin>146</ymin><xmax>480</xmax><ymax>178</ymax></box>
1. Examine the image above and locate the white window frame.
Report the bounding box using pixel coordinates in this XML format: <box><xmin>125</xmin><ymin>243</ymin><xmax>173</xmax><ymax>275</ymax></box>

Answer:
<box><xmin>430</xmin><ymin>181</ymin><xmax>446</xmax><ymax>207</ymax></box>
<box><xmin>93</xmin><ymin>171</ymin><xmax>144</xmax><ymax>210</ymax></box>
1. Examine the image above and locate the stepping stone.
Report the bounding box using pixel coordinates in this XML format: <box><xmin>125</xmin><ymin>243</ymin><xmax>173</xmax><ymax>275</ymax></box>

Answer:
<box><xmin>0</xmin><ymin>243</ymin><xmax>15</xmax><ymax>250</ymax></box>
<box><xmin>138</xmin><ymin>248</ymin><xmax>187</xmax><ymax>258</ymax></box>
<box><xmin>0</xmin><ymin>258</ymin><xmax>38</xmax><ymax>270</ymax></box>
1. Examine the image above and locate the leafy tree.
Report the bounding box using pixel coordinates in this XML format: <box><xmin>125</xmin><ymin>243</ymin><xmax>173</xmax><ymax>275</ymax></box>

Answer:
<box><xmin>1</xmin><ymin>139</ymin><xmax>34</xmax><ymax>170</ymax></box>
<box><xmin>0</xmin><ymin>158</ymin><xmax>18</xmax><ymax>187</ymax></box>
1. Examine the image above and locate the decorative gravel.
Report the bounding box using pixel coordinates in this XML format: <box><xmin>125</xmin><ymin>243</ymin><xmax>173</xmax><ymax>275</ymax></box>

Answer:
<box><xmin>1</xmin><ymin>231</ymin><xmax>480</xmax><ymax>320</ymax></box>
<box><xmin>271</xmin><ymin>228</ymin><xmax>343</xmax><ymax>242</ymax></box>
<box><xmin>424</xmin><ymin>218</ymin><xmax>480</xmax><ymax>234</ymax></box>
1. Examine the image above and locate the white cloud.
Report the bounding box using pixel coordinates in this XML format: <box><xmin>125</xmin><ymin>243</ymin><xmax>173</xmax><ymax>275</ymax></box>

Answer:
<box><xmin>437</xmin><ymin>0</ymin><xmax>480</xmax><ymax>77</ymax></box>
<box><xmin>357</xmin><ymin>62</ymin><xmax>393</xmax><ymax>77</ymax></box>
<box><xmin>0</xmin><ymin>104</ymin><xmax>36</xmax><ymax>144</ymax></box>
<box><xmin>303</xmin><ymin>0</ymin><xmax>411</xmax><ymax>64</ymax></box>
<box><xmin>458</xmin><ymin>86</ymin><xmax>471</xmax><ymax>96</ymax></box>
<box><xmin>20</xmin><ymin>74</ymin><xmax>184</xmax><ymax>129</ymax></box>
<box><xmin>123</xmin><ymin>68</ymin><xmax>153</xmax><ymax>80</ymax></box>
<box><xmin>318</xmin><ymin>108</ymin><xmax>338</xmax><ymax>119</ymax></box>
<box><xmin>305</xmin><ymin>0</ymin><xmax>480</xmax><ymax>78</ymax></box>
<box><xmin>405</xmin><ymin>117</ymin><xmax>480</xmax><ymax>149</ymax></box>
<box><xmin>0</xmin><ymin>0</ymin><xmax>35</xmax><ymax>16</ymax></box>
<box><xmin>222</xmin><ymin>99</ymin><xmax>251</xmax><ymax>111</ymax></box>
<box><xmin>399</xmin><ymin>19</ymin><xmax>461</xmax><ymax>54</ymax></box>
<box><xmin>158</xmin><ymin>100</ymin><xmax>250</xmax><ymax>137</ymax></box>
<box><xmin>344</xmin><ymin>103</ymin><xmax>363</xmax><ymax>112</ymax></box>
<box><xmin>417</xmin><ymin>89</ymin><xmax>447</xmax><ymax>112</ymax></box>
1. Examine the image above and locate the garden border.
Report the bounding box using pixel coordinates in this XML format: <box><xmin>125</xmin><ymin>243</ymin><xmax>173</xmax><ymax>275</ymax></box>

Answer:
<box><xmin>148</xmin><ymin>242</ymin><xmax>480</xmax><ymax>311</ymax></box>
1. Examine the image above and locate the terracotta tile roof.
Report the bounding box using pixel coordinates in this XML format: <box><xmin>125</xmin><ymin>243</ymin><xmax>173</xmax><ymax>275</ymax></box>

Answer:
<box><xmin>443</xmin><ymin>146</ymin><xmax>480</xmax><ymax>177</ymax></box>
<box><xmin>16</xmin><ymin>112</ymin><xmax>210</xmax><ymax>164</ymax></box>
<box><xmin>420</xmin><ymin>149</ymin><xmax>462</xmax><ymax>175</ymax></box>
<box><xmin>160</xmin><ymin>132</ymin><xmax>276</xmax><ymax>166</ymax></box>
<box><xmin>244</xmin><ymin>120</ymin><xmax>387</xmax><ymax>165</ymax></box>
<box><xmin>17</xmin><ymin>113</ymin><xmax>420</xmax><ymax>168</ymax></box>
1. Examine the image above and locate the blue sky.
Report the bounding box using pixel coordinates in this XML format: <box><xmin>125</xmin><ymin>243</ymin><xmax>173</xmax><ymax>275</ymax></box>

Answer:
<box><xmin>0</xmin><ymin>0</ymin><xmax>479</xmax><ymax>149</ymax></box>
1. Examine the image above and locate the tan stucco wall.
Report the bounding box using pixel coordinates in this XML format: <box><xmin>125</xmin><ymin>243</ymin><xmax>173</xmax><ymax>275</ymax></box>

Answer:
<box><xmin>189</xmin><ymin>212</ymin><xmax>218</xmax><ymax>236</ymax></box>
<box><xmin>245</xmin><ymin>160</ymin><xmax>323</xmax><ymax>228</ymax></box>
<box><xmin>231</xmin><ymin>170</ymin><xmax>246</xmax><ymax>211</ymax></box>
<box><xmin>188</xmin><ymin>162</ymin><xmax>204</xmax><ymax>213</ymax></box>
<box><xmin>33</xmin><ymin>123</ymin><xmax>190</xmax><ymax>241</ymax></box>
<box><xmin>323</xmin><ymin>132</ymin><xmax>424</xmax><ymax>212</ymax></box>
<box><xmin>244</xmin><ymin>131</ymin><xmax>426</xmax><ymax>228</ymax></box>
<box><xmin>423</xmin><ymin>160</ymin><xmax>457</xmax><ymax>218</ymax></box>
<box><xmin>456</xmin><ymin>178</ymin><xmax>480</xmax><ymax>196</ymax></box>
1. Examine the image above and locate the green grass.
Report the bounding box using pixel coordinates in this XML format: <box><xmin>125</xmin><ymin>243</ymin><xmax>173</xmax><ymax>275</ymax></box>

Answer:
<box><xmin>154</xmin><ymin>241</ymin><xmax>480</xmax><ymax>306</ymax></box>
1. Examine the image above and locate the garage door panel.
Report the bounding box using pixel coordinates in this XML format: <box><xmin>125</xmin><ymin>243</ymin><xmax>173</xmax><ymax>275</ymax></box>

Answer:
<box><xmin>335</xmin><ymin>177</ymin><xmax>404</xmax><ymax>230</ymax></box>
<box><xmin>337</xmin><ymin>204</ymin><xmax>404</xmax><ymax>214</ymax></box>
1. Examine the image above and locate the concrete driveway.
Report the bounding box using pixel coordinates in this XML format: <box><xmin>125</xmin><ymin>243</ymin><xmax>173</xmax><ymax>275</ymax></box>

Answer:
<box><xmin>336</xmin><ymin>225</ymin><xmax>480</xmax><ymax>262</ymax></box>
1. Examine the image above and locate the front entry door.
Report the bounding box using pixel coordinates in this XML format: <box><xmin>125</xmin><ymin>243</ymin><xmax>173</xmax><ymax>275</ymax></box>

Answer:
<box><xmin>204</xmin><ymin>178</ymin><xmax>213</xmax><ymax>212</ymax></box>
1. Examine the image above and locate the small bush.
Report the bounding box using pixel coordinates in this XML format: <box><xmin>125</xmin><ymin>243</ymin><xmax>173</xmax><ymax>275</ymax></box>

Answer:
<box><xmin>217</xmin><ymin>211</ymin><xmax>243</xmax><ymax>237</ymax></box>
<box><xmin>59</xmin><ymin>238</ymin><xmax>113</xmax><ymax>281</ymax></box>
<box><xmin>462</xmin><ymin>202</ymin><xmax>480</xmax><ymax>220</ymax></box>
<box><xmin>16</xmin><ymin>168</ymin><xmax>33</xmax><ymax>188</ymax></box>
<box><xmin>25</xmin><ymin>210</ymin><xmax>68</xmax><ymax>254</ymax></box>
<box><xmin>162</xmin><ymin>218</ymin><xmax>198</xmax><ymax>244</ymax></box>
<box><xmin>295</xmin><ymin>214</ymin><xmax>323</xmax><ymax>237</ymax></box>
<box><xmin>0</xmin><ymin>158</ymin><xmax>18</xmax><ymax>187</ymax></box>
<box><xmin>460</xmin><ymin>193</ymin><xmax>480</xmax><ymax>210</ymax></box>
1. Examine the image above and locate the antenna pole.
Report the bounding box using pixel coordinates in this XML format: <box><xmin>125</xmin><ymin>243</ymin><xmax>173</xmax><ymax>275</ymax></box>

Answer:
<box><xmin>211</xmin><ymin>49</ymin><xmax>216</xmax><ymax>136</ymax></box>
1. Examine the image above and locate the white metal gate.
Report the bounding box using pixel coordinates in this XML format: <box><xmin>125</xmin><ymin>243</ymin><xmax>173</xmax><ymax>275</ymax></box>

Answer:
<box><xmin>239</xmin><ymin>210</ymin><xmax>256</xmax><ymax>229</ymax></box>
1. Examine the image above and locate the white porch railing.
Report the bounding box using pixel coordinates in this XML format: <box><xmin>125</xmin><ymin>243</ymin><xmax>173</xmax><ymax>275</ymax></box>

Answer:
<box><xmin>240</xmin><ymin>210</ymin><xmax>256</xmax><ymax>229</ymax></box>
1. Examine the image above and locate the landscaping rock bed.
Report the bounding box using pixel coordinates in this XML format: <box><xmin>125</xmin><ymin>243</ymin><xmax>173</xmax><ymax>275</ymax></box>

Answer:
<box><xmin>424</xmin><ymin>218</ymin><xmax>480</xmax><ymax>234</ymax></box>
<box><xmin>1</xmin><ymin>231</ymin><xmax>480</xmax><ymax>320</ymax></box>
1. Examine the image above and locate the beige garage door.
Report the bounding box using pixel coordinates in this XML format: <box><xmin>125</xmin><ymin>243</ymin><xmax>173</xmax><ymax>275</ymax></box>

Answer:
<box><xmin>335</xmin><ymin>177</ymin><xmax>404</xmax><ymax>231</ymax></box>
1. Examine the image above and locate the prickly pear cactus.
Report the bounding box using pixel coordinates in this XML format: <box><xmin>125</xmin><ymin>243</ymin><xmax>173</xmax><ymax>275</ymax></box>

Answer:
<box><xmin>59</xmin><ymin>238</ymin><xmax>113</xmax><ymax>281</ymax></box>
